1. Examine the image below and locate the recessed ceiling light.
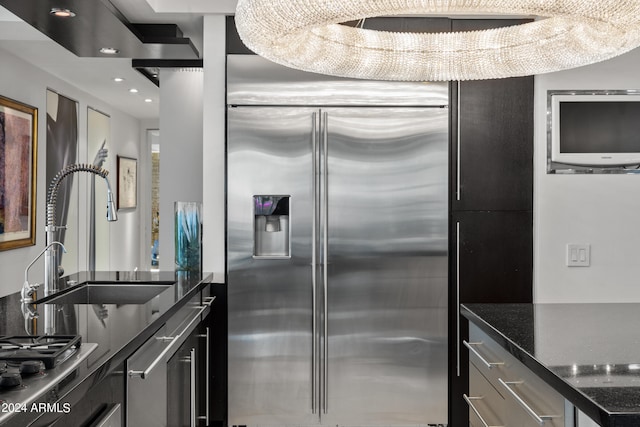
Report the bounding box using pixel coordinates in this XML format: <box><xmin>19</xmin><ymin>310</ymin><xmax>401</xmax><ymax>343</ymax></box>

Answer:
<box><xmin>50</xmin><ymin>8</ymin><xmax>76</xmax><ymax>18</ymax></box>
<box><xmin>113</xmin><ymin>77</ymin><xmax>125</xmax><ymax>82</ymax></box>
<box><xmin>129</xmin><ymin>88</ymin><xmax>139</xmax><ymax>93</ymax></box>
<box><xmin>144</xmin><ymin>99</ymin><xmax>153</xmax><ymax>103</ymax></box>
<box><xmin>100</xmin><ymin>47</ymin><xmax>119</xmax><ymax>55</ymax></box>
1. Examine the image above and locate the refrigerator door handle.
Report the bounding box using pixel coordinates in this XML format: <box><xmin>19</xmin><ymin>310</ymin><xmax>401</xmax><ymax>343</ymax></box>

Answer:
<box><xmin>322</xmin><ymin>111</ymin><xmax>329</xmax><ymax>415</ymax></box>
<box><xmin>456</xmin><ymin>221</ymin><xmax>461</xmax><ymax>377</ymax></box>
<box><xmin>456</xmin><ymin>81</ymin><xmax>462</xmax><ymax>202</ymax></box>
<box><xmin>311</xmin><ymin>111</ymin><xmax>318</xmax><ymax>414</ymax></box>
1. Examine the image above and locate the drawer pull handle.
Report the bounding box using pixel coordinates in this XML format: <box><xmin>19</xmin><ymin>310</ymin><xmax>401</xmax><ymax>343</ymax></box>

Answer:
<box><xmin>129</xmin><ymin>304</ymin><xmax>209</xmax><ymax>379</ymax></box>
<box><xmin>498</xmin><ymin>378</ymin><xmax>555</xmax><ymax>425</ymax></box>
<box><xmin>464</xmin><ymin>341</ymin><xmax>505</xmax><ymax>369</ymax></box>
<box><xmin>463</xmin><ymin>394</ymin><xmax>504</xmax><ymax>427</ymax></box>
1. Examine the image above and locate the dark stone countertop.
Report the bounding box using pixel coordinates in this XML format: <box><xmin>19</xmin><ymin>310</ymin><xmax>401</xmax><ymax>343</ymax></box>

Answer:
<box><xmin>462</xmin><ymin>303</ymin><xmax>640</xmax><ymax>427</ymax></box>
<box><xmin>0</xmin><ymin>270</ymin><xmax>223</xmax><ymax>426</ymax></box>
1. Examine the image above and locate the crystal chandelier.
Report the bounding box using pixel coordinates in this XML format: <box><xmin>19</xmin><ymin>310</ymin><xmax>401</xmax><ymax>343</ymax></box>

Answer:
<box><xmin>234</xmin><ymin>0</ymin><xmax>640</xmax><ymax>81</ymax></box>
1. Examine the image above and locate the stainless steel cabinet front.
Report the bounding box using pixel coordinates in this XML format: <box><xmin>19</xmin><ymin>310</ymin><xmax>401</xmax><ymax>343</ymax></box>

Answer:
<box><xmin>126</xmin><ymin>291</ymin><xmax>213</xmax><ymax>426</ymax></box>
<box><xmin>468</xmin><ymin>323</ymin><xmax>566</xmax><ymax>427</ymax></box>
<box><xmin>467</xmin><ymin>363</ymin><xmax>505</xmax><ymax>427</ymax></box>
<box><xmin>166</xmin><ymin>329</ymin><xmax>200</xmax><ymax>426</ymax></box>
<box><xmin>500</xmin><ymin>373</ymin><xmax>565</xmax><ymax>427</ymax></box>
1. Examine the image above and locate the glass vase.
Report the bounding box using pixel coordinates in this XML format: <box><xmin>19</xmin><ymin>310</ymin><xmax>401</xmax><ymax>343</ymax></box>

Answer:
<box><xmin>174</xmin><ymin>201</ymin><xmax>202</xmax><ymax>272</ymax></box>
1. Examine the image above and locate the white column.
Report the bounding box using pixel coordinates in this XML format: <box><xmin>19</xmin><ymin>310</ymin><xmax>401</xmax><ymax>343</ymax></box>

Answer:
<box><xmin>202</xmin><ymin>15</ymin><xmax>227</xmax><ymax>275</ymax></box>
<box><xmin>159</xmin><ymin>68</ymin><xmax>204</xmax><ymax>270</ymax></box>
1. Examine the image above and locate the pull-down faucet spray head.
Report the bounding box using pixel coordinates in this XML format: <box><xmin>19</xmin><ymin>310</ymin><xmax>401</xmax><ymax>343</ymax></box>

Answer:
<box><xmin>105</xmin><ymin>180</ymin><xmax>118</xmax><ymax>222</ymax></box>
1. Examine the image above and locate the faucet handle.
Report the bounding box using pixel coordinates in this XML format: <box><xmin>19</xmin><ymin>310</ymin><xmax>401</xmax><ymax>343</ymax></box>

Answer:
<box><xmin>20</xmin><ymin>281</ymin><xmax>40</xmax><ymax>302</ymax></box>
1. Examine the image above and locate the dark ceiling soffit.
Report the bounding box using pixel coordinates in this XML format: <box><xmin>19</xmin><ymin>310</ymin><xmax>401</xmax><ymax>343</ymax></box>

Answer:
<box><xmin>132</xmin><ymin>59</ymin><xmax>203</xmax><ymax>68</ymax></box>
<box><xmin>134</xmin><ymin>66</ymin><xmax>160</xmax><ymax>87</ymax></box>
<box><xmin>0</xmin><ymin>0</ymin><xmax>200</xmax><ymax>60</ymax></box>
<box><xmin>132</xmin><ymin>59</ymin><xmax>204</xmax><ymax>87</ymax></box>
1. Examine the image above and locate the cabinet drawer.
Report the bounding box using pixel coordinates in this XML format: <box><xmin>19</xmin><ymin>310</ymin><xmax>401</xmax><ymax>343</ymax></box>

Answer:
<box><xmin>468</xmin><ymin>323</ymin><xmax>565</xmax><ymax>426</ymax></box>
<box><xmin>468</xmin><ymin>363</ymin><xmax>505</xmax><ymax>427</ymax></box>
<box><xmin>465</xmin><ymin>335</ymin><xmax>510</xmax><ymax>390</ymax></box>
<box><xmin>501</xmin><ymin>370</ymin><xmax>565</xmax><ymax>427</ymax></box>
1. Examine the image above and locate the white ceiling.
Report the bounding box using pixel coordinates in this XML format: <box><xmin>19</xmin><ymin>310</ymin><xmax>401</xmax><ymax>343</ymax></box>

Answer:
<box><xmin>0</xmin><ymin>0</ymin><xmax>238</xmax><ymax>120</ymax></box>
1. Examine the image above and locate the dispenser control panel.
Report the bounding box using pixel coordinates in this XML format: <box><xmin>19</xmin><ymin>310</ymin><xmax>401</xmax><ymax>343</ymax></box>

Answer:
<box><xmin>254</xmin><ymin>195</ymin><xmax>290</xmax><ymax>258</ymax></box>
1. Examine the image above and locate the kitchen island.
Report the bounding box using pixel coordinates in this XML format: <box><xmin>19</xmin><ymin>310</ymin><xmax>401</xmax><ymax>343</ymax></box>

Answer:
<box><xmin>462</xmin><ymin>303</ymin><xmax>640</xmax><ymax>427</ymax></box>
<box><xmin>0</xmin><ymin>270</ymin><xmax>223</xmax><ymax>426</ymax></box>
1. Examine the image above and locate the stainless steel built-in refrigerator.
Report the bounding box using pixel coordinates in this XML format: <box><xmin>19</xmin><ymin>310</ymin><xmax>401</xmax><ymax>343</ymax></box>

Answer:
<box><xmin>227</xmin><ymin>91</ymin><xmax>448</xmax><ymax>426</ymax></box>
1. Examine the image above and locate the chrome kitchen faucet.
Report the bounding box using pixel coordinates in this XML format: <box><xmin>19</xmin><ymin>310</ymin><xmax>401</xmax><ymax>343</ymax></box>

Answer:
<box><xmin>29</xmin><ymin>164</ymin><xmax>118</xmax><ymax>299</ymax></box>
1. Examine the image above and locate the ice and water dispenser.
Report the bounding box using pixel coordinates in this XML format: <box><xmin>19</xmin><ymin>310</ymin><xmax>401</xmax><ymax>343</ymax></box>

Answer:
<box><xmin>254</xmin><ymin>195</ymin><xmax>290</xmax><ymax>258</ymax></box>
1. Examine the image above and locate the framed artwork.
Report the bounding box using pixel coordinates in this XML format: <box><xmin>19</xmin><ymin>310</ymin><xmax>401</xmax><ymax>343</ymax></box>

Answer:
<box><xmin>117</xmin><ymin>156</ymin><xmax>137</xmax><ymax>209</ymax></box>
<box><xmin>0</xmin><ymin>95</ymin><xmax>37</xmax><ymax>251</ymax></box>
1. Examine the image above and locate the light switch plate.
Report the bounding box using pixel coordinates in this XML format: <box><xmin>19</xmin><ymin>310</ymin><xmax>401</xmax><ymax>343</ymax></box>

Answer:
<box><xmin>567</xmin><ymin>244</ymin><xmax>590</xmax><ymax>267</ymax></box>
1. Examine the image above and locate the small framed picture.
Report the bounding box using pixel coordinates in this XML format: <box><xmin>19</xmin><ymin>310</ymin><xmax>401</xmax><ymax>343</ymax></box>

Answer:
<box><xmin>0</xmin><ymin>95</ymin><xmax>38</xmax><ymax>251</ymax></box>
<box><xmin>117</xmin><ymin>155</ymin><xmax>137</xmax><ymax>209</ymax></box>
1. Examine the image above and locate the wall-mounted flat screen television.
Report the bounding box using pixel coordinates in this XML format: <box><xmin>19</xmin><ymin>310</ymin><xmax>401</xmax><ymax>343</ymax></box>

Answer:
<box><xmin>550</xmin><ymin>92</ymin><xmax>640</xmax><ymax>166</ymax></box>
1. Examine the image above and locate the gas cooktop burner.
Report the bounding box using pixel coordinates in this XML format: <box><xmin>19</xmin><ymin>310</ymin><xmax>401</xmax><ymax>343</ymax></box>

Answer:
<box><xmin>19</xmin><ymin>360</ymin><xmax>44</xmax><ymax>375</ymax></box>
<box><xmin>0</xmin><ymin>336</ymin><xmax>81</xmax><ymax>369</ymax></box>
<box><xmin>0</xmin><ymin>372</ymin><xmax>22</xmax><ymax>389</ymax></box>
<box><xmin>0</xmin><ymin>360</ymin><xmax>45</xmax><ymax>391</ymax></box>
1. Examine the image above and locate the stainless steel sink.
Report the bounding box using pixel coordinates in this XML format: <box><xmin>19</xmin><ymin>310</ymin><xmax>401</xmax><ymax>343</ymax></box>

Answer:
<box><xmin>35</xmin><ymin>282</ymin><xmax>173</xmax><ymax>305</ymax></box>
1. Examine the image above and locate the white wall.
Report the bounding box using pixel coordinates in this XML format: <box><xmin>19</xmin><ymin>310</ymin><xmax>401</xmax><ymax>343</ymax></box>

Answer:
<box><xmin>109</xmin><ymin>111</ymin><xmax>142</xmax><ymax>271</ymax></box>
<box><xmin>0</xmin><ymin>48</ymin><xmax>143</xmax><ymax>298</ymax></box>
<box><xmin>158</xmin><ymin>69</ymin><xmax>204</xmax><ymax>270</ymax></box>
<box><xmin>534</xmin><ymin>48</ymin><xmax>640</xmax><ymax>303</ymax></box>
